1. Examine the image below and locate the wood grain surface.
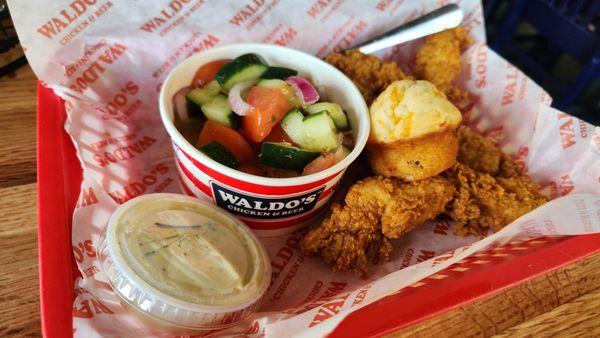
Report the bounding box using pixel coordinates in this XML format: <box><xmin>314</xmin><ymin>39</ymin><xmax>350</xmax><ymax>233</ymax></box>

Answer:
<box><xmin>0</xmin><ymin>65</ymin><xmax>41</xmax><ymax>337</ymax></box>
<box><xmin>0</xmin><ymin>65</ymin><xmax>598</xmax><ymax>337</ymax></box>
<box><xmin>0</xmin><ymin>65</ymin><xmax>37</xmax><ymax>188</ymax></box>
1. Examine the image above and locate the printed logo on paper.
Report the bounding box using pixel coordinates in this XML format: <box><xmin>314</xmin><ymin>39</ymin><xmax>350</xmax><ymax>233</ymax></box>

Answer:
<box><xmin>210</xmin><ymin>182</ymin><xmax>324</xmax><ymax>219</ymax></box>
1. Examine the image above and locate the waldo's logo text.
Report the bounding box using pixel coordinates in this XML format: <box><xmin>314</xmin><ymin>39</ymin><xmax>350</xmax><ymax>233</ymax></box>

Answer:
<box><xmin>211</xmin><ymin>183</ymin><xmax>323</xmax><ymax>219</ymax></box>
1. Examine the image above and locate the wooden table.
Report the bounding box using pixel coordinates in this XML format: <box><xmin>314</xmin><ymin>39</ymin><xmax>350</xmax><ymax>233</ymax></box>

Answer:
<box><xmin>0</xmin><ymin>64</ymin><xmax>598</xmax><ymax>337</ymax></box>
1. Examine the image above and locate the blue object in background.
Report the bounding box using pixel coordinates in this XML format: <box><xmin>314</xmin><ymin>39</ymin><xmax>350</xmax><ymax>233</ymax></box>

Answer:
<box><xmin>485</xmin><ymin>0</ymin><xmax>599</xmax><ymax>125</ymax></box>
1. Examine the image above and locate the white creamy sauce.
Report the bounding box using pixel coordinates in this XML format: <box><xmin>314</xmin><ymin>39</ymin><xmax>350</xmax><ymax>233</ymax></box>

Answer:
<box><xmin>114</xmin><ymin>199</ymin><xmax>265</xmax><ymax>306</ymax></box>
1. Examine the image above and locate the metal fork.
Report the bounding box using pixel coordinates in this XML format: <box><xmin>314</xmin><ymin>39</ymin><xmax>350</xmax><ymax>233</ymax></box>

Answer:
<box><xmin>351</xmin><ymin>4</ymin><xmax>464</xmax><ymax>54</ymax></box>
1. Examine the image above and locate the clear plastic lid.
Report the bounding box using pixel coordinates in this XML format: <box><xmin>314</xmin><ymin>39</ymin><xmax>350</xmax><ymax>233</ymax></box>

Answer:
<box><xmin>98</xmin><ymin>193</ymin><xmax>271</xmax><ymax>331</ymax></box>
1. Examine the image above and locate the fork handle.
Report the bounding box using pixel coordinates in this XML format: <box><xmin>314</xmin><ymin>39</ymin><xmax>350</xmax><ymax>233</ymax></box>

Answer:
<box><xmin>353</xmin><ymin>4</ymin><xmax>464</xmax><ymax>54</ymax></box>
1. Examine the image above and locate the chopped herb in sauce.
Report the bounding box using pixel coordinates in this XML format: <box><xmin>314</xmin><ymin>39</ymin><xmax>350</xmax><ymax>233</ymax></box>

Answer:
<box><xmin>112</xmin><ymin>199</ymin><xmax>268</xmax><ymax>307</ymax></box>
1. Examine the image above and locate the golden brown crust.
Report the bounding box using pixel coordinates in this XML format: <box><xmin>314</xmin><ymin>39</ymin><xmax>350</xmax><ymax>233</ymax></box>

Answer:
<box><xmin>443</xmin><ymin>163</ymin><xmax>548</xmax><ymax>236</ymax></box>
<box><xmin>325</xmin><ymin>50</ymin><xmax>408</xmax><ymax>104</ymax></box>
<box><xmin>498</xmin><ymin>153</ymin><xmax>523</xmax><ymax>178</ymax></box>
<box><xmin>413</xmin><ymin>27</ymin><xmax>472</xmax><ymax>105</ymax></box>
<box><xmin>306</xmin><ymin>29</ymin><xmax>550</xmax><ymax>276</ymax></box>
<box><xmin>325</xmin><ymin>29</ymin><xmax>472</xmax><ymax>107</ymax></box>
<box><xmin>456</xmin><ymin>126</ymin><xmax>524</xmax><ymax>178</ymax></box>
<box><xmin>301</xmin><ymin>129</ymin><xmax>548</xmax><ymax>274</ymax></box>
<box><xmin>300</xmin><ymin>176</ymin><xmax>455</xmax><ymax>277</ymax></box>
<box><xmin>367</xmin><ymin>130</ymin><xmax>458</xmax><ymax>181</ymax></box>
<box><xmin>300</xmin><ymin>202</ymin><xmax>393</xmax><ymax>277</ymax></box>
<box><xmin>456</xmin><ymin>125</ymin><xmax>501</xmax><ymax>175</ymax></box>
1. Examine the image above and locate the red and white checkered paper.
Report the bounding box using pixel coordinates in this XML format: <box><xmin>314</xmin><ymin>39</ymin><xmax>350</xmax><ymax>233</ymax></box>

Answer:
<box><xmin>8</xmin><ymin>0</ymin><xmax>600</xmax><ymax>336</ymax></box>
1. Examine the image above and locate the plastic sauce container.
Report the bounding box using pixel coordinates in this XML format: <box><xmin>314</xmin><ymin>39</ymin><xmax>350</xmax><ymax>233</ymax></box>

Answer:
<box><xmin>98</xmin><ymin>193</ymin><xmax>271</xmax><ymax>333</ymax></box>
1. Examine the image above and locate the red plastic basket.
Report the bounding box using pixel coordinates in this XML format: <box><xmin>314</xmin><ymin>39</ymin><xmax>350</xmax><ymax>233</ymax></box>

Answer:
<box><xmin>37</xmin><ymin>83</ymin><xmax>600</xmax><ymax>337</ymax></box>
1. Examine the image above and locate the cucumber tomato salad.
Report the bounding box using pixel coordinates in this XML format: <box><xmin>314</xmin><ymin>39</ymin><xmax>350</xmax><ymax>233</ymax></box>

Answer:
<box><xmin>172</xmin><ymin>53</ymin><xmax>353</xmax><ymax>177</ymax></box>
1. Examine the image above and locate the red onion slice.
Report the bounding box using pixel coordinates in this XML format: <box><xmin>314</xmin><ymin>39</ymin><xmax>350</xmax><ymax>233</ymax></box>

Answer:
<box><xmin>173</xmin><ymin>86</ymin><xmax>192</xmax><ymax>121</ymax></box>
<box><xmin>228</xmin><ymin>81</ymin><xmax>256</xmax><ymax>116</ymax></box>
<box><xmin>286</xmin><ymin>76</ymin><xmax>319</xmax><ymax>105</ymax></box>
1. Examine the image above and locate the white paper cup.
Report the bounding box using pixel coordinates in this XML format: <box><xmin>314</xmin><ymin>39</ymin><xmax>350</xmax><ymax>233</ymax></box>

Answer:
<box><xmin>159</xmin><ymin>43</ymin><xmax>369</xmax><ymax>236</ymax></box>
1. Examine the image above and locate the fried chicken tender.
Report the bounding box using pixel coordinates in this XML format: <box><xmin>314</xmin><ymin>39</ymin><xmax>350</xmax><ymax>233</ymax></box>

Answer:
<box><xmin>325</xmin><ymin>50</ymin><xmax>407</xmax><ymax>104</ymax></box>
<box><xmin>444</xmin><ymin>163</ymin><xmax>547</xmax><ymax>236</ymax></box>
<box><xmin>300</xmin><ymin>176</ymin><xmax>455</xmax><ymax>276</ymax></box>
<box><xmin>310</xmin><ymin>30</ymin><xmax>550</xmax><ymax>275</ymax></box>
<box><xmin>457</xmin><ymin>126</ymin><xmax>524</xmax><ymax>178</ymax></box>
<box><xmin>413</xmin><ymin>28</ymin><xmax>472</xmax><ymax>104</ymax></box>
<box><xmin>457</xmin><ymin>126</ymin><xmax>502</xmax><ymax>175</ymax></box>
<box><xmin>498</xmin><ymin>153</ymin><xmax>523</xmax><ymax>178</ymax></box>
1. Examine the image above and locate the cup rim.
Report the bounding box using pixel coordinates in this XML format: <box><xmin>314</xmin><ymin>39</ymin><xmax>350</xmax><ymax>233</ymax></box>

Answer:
<box><xmin>159</xmin><ymin>43</ymin><xmax>369</xmax><ymax>187</ymax></box>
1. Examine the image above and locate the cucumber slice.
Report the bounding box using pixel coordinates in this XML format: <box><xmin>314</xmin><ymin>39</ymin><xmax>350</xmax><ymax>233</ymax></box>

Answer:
<box><xmin>302</xmin><ymin>112</ymin><xmax>342</xmax><ymax>152</ymax></box>
<box><xmin>262</xmin><ymin>66</ymin><xmax>298</xmax><ymax>80</ymax></box>
<box><xmin>257</xmin><ymin>79</ymin><xmax>302</xmax><ymax>107</ymax></box>
<box><xmin>259</xmin><ymin>142</ymin><xmax>320</xmax><ymax>171</ymax></box>
<box><xmin>186</xmin><ymin>80</ymin><xmax>221</xmax><ymax>107</ymax></box>
<box><xmin>257</xmin><ymin>79</ymin><xmax>287</xmax><ymax>89</ymax></box>
<box><xmin>198</xmin><ymin>142</ymin><xmax>239</xmax><ymax>169</ymax></box>
<box><xmin>281</xmin><ymin>110</ymin><xmax>342</xmax><ymax>152</ymax></box>
<box><xmin>201</xmin><ymin>94</ymin><xmax>239</xmax><ymax>129</ymax></box>
<box><xmin>280</xmin><ymin>109</ymin><xmax>305</xmax><ymax>144</ymax></box>
<box><xmin>305</xmin><ymin>102</ymin><xmax>349</xmax><ymax>130</ymax></box>
<box><xmin>215</xmin><ymin>54</ymin><xmax>268</xmax><ymax>92</ymax></box>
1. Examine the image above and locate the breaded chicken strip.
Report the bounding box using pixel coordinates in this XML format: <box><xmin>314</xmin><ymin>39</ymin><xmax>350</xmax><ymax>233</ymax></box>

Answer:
<box><xmin>325</xmin><ymin>50</ymin><xmax>407</xmax><ymax>104</ymax></box>
<box><xmin>301</xmin><ymin>203</ymin><xmax>393</xmax><ymax>278</ymax></box>
<box><xmin>444</xmin><ymin>163</ymin><xmax>547</xmax><ymax>236</ymax></box>
<box><xmin>457</xmin><ymin>126</ymin><xmax>524</xmax><ymax>178</ymax></box>
<box><xmin>498</xmin><ymin>153</ymin><xmax>523</xmax><ymax>178</ymax></box>
<box><xmin>413</xmin><ymin>28</ymin><xmax>472</xmax><ymax>104</ymax></box>
<box><xmin>300</xmin><ymin>176</ymin><xmax>455</xmax><ymax>276</ymax></box>
<box><xmin>457</xmin><ymin>126</ymin><xmax>501</xmax><ymax>175</ymax></box>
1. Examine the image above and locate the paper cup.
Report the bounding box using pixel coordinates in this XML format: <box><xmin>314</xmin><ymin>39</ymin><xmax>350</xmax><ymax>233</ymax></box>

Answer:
<box><xmin>159</xmin><ymin>43</ymin><xmax>369</xmax><ymax>236</ymax></box>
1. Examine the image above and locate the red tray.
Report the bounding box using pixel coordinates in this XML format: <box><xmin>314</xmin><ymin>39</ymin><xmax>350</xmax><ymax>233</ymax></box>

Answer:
<box><xmin>37</xmin><ymin>83</ymin><xmax>600</xmax><ymax>337</ymax></box>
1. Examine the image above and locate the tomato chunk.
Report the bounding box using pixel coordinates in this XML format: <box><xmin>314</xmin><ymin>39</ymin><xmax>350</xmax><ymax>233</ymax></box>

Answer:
<box><xmin>263</xmin><ymin>124</ymin><xmax>295</xmax><ymax>144</ymax></box>
<box><xmin>243</xmin><ymin>86</ymin><xmax>292</xmax><ymax>142</ymax></box>
<box><xmin>198</xmin><ymin>120</ymin><xmax>256</xmax><ymax>165</ymax></box>
<box><xmin>302</xmin><ymin>147</ymin><xmax>346</xmax><ymax>175</ymax></box>
<box><xmin>239</xmin><ymin>165</ymin><xmax>265</xmax><ymax>176</ymax></box>
<box><xmin>192</xmin><ymin>59</ymin><xmax>230</xmax><ymax>88</ymax></box>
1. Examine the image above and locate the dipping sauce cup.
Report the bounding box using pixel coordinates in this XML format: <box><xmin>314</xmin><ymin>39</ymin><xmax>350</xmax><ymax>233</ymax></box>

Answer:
<box><xmin>98</xmin><ymin>193</ymin><xmax>271</xmax><ymax>333</ymax></box>
<box><xmin>159</xmin><ymin>44</ymin><xmax>369</xmax><ymax>236</ymax></box>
